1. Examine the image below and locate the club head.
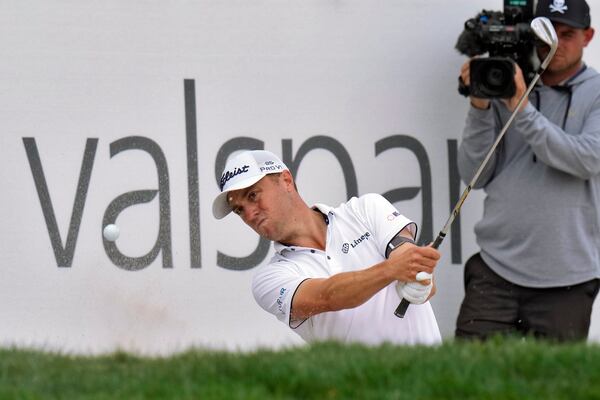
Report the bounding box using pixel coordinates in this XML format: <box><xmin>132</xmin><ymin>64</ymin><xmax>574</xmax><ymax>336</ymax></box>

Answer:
<box><xmin>530</xmin><ymin>17</ymin><xmax>558</xmax><ymax>69</ymax></box>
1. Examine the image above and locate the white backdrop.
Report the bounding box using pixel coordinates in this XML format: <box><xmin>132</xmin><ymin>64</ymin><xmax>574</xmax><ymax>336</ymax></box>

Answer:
<box><xmin>1</xmin><ymin>0</ymin><xmax>599</xmax><ymax>354</ymax></box>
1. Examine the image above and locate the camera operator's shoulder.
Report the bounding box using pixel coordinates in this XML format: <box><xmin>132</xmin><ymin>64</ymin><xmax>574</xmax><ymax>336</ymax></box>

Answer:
<box><xmin>575</xmin><ymin>67</ymin><xmax>600</xmax><ymax>100</ymax></box>
<box><xmin>589</xmin><ymin>70</ymin><xmax>600</xmax><ymax>87</ymax></box>
<box><xmin>582</xmin><ymin>66</ymin><xmax>600</xmax><ymax>81</ymax></box>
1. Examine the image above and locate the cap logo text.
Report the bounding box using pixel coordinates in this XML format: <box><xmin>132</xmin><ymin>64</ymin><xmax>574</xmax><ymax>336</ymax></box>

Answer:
<box><xmin>260</xmin><ymin>164</ymin><xmax>283</xmax><ymax>172</ymax></box>
<box><xmin>220</xmin><ymin>165</ymin><xmax>250</xmax><ymax>190</ymax></box>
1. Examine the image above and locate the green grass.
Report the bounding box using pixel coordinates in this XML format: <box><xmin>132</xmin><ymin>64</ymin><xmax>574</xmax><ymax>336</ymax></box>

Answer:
<box><xmin>1</xmin><ymin>338</ymin><xmax>600</xmax><ymax>399</ymax></box>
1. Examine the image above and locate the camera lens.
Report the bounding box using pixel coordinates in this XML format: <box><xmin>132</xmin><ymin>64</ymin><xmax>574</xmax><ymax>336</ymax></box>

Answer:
<box><xmin>469</xmin><ymin>57</ymin><xmax>516</xmax><ymax>98</ymax></box>
<box><xmin>485</xmin><ymin>66</ymin><xmax>511</xmax><ymax>89</ymax></box>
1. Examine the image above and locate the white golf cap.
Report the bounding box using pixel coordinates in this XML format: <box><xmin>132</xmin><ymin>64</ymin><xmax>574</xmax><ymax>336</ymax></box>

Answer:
<box><xmin>212</xmin><ymin>150</ymin><xmax>289</xmax><ymax>219</ymax></box>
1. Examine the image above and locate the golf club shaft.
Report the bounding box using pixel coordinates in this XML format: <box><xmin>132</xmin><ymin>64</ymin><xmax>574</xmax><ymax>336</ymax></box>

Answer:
<box><xmin>394</xmin><ymin>68</ymin><xmax>546</xmax><ymax>319</ymax></box>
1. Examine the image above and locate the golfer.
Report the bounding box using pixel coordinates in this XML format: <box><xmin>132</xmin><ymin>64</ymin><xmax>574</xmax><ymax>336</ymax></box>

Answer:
<box><xmin>213</xmin><ymin>150</ymin><xmax>442</xmax><ymax>345</ymax></box>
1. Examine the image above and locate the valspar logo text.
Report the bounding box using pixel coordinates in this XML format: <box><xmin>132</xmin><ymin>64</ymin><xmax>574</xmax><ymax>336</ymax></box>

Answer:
<box><xmin>21</xmin><ymin>79</ymin><xmax>466</xmax><ymax>272</ymax></box>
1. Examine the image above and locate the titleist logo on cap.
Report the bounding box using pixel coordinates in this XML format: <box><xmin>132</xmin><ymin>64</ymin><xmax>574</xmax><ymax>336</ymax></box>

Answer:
<box><xmin>220</xmin><ymin>165</ymin><xmax>250</xmax><ymax>190</ymax></box>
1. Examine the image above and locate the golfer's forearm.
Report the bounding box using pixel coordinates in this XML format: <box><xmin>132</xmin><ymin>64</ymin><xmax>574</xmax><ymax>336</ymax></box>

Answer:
<box><xmin>294</xmin><ymin>263</ymin><xmax>394</xmax><ymax>316</ymax></box>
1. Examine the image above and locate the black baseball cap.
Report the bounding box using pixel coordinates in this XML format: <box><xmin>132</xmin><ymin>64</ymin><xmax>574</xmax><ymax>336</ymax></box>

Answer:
<box><xmin>535</xmin><ymin>0</ymin><xmax>591</xmax><ymax>29</ymax></box>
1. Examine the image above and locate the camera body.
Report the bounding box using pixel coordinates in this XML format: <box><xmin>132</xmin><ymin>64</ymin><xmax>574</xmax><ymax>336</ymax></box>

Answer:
<box><xmin>456</xmin><ymin>0</ymin><xmax>538</xmax><ymax>98</ymax></box>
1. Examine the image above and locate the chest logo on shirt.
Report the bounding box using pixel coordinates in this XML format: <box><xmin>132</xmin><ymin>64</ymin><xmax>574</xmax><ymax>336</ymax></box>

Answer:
<box><xmin>342</xmin><ymin>231</ymin><xmax>371</xmax><ymax>253</ymax></box>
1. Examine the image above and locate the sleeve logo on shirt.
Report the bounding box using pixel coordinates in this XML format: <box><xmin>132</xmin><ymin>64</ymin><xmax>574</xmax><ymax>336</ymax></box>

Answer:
<box><xmin>342</xmin><ymin>243</ymin><xmax>350</xmax><ymax>253</ymax></box>
<box><xmin>387</xmin><ymin>211</ymin><xmax>401</xmax><ymax>221</ymax></box>
<box><xmin>276</xmin><ymin>287</ymin><xmax>287</xmax><ymax>314</ymax></box>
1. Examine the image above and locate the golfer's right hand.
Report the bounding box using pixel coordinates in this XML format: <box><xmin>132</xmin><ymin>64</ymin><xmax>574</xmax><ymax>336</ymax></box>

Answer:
<box><xmin>388</xmin><ymin>244</ymin><xmax>439</xmax><ymax>283</ymax></box>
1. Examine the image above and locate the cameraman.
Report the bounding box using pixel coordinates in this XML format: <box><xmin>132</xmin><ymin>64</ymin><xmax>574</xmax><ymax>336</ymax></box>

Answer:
<box><xmin>456</xmin><ymin>0</ymin><xmax>600</xmax><ymax>341</ymax></box>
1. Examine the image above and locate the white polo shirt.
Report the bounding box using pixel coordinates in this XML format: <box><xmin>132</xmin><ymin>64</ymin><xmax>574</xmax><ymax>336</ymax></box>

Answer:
<box><xmin>251</xmin><ymin>193</ymin><xmax>441</xmax><ymax>345</ymax></box>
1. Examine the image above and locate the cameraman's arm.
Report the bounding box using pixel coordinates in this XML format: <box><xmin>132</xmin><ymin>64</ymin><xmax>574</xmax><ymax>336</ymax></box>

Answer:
<box><xmin>457</xmin><ymin>60</ymin><xmax>499</xmax><ymax>188</ymax></box>
<box><xmin>499</xmin><ymin>63</ymin><xmax>600</xmax><ymax>179</ymax></box>
<box><xmin>514</xmin><ymin>96</ymin><xmax>600</xmax><ymax>179</ymax></box>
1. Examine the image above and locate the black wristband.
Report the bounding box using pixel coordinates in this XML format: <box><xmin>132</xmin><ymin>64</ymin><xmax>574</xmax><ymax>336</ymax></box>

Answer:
<box><xmin>385</xmin><ymin>234</ymin><xmax>416</xmax><ymax>259</ymax></box>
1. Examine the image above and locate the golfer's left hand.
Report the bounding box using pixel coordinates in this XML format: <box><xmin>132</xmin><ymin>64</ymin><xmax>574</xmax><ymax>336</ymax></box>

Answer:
<box><xmin>396</xmin><ymin>272</ymin><xmax>433</xmax><ymax>305</ymax></box>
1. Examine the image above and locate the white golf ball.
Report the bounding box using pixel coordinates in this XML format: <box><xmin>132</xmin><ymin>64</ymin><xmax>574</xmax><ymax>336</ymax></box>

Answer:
<box><xmin>103</xmin><ymin>224</ymin><xmax>120</xmax><ymax>241</ymax></box>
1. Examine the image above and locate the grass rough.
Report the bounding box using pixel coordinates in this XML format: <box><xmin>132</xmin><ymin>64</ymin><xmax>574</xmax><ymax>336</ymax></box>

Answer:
<box><xmin>1</xmin><ymin>338</ymin><xmax>600</xmax><ymax>399</ymax></box>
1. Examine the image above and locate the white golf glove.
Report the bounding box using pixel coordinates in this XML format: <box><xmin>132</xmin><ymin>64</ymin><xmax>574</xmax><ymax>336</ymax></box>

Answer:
<box><xmin>396</xmin><ymin>272</ymin><xmax>433</xmax><ymax>305</ymax></box>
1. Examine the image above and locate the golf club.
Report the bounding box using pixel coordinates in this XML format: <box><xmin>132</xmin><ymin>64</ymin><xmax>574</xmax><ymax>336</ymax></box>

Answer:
<box><xmin>394</xmin><ymin>16</ymin><xmax>558</xmax><ymax>318</ymax></box>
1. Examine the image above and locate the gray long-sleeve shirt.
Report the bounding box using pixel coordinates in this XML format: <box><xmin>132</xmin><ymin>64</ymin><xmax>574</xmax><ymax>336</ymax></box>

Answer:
<box><xmin>458</xmin><ymin>65</ymin><xmax>600</xmax><ymax>287</ymax></box>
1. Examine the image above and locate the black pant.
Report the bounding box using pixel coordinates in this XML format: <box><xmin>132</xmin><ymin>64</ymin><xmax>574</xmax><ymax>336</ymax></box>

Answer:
<box><xmin>456</xmin><ymin>253</ymin><xmax>600</xmax><ymax>342</ymax></box>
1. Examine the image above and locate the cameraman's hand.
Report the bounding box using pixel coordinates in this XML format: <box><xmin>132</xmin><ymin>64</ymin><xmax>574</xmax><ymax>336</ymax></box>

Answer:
<box><xmin>461</xmin><ymin>60</ymin><xmax>490</xmax><ymax>110</ymax></box>
<box><xmin>502</xmin><ymin>63</ymin><xmax>528</xmax><ymax>112</ymax></box>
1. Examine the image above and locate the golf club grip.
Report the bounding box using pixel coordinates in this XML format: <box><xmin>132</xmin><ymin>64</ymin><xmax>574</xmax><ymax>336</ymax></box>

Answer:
<box><xmin>394</xmin><ymin>298</ymin><xmax>410</xmax><ymax>318</ymax></box>
<box><xmin>431</xmin><ymin>232</ymin><xmax>445</xmax><ymax>249</ymax></box>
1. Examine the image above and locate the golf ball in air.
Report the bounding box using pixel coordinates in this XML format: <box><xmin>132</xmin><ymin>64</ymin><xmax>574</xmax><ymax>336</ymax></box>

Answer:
<box><xmin>103</xmin><ymin>224</ymin><xmax>120</xmax><ymax>241</ymax></box>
